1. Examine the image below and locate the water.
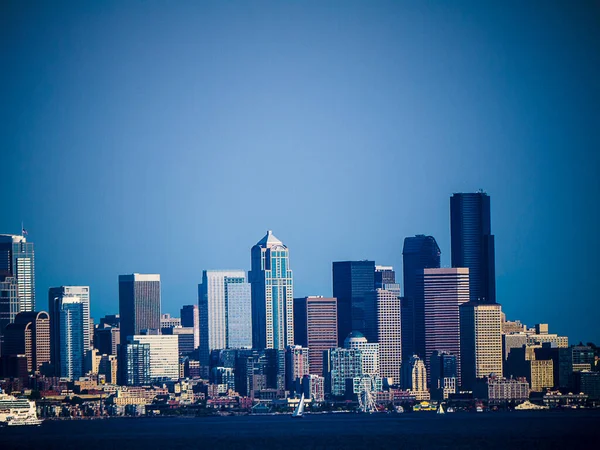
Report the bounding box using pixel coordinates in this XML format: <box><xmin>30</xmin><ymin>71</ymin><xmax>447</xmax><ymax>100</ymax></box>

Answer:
<box><xmin>1</xmin><ymin>410</ymin><xmax>597</xmax><ymax>449</ymax></box>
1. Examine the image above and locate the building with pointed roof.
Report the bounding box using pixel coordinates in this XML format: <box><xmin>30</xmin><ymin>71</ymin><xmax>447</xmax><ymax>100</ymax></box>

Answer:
<box><xmin>249</xmin><ymin>230</ymin><xmax>294</xmax><ymax>350</ymax></box>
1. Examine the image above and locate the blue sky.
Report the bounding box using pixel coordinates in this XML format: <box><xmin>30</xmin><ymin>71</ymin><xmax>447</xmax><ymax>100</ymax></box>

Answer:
<box><xmin>1</xmin><ymin>1</ymin><xmax>599</xmax><ymax>344</ymax></box>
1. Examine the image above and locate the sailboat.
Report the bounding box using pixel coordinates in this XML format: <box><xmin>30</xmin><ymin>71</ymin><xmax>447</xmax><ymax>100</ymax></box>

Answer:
<box><xmin>437</xmin><ymin>404</ymin><xmax>445</xmax><ymax>415</ymax></box>
<box><xmin>292</xmin><ymin>393</ymin><xmax>305</xmax><ymax>419</ymax></box>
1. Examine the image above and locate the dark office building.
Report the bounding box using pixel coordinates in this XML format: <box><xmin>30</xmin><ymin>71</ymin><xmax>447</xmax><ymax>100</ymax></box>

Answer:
<box><xmin>332</xmin><ymin>261</ymin><xmax>375</xmax><ymax>346</ymax></box>
<box><xmin>94</xmin><ymin>325</ymin><xmax>120</xmax><ymax>356</ymax></box>
<box><xmin>430</xmin><ymin>350</ymin><xmax>457</xmax><ymax>400</ymax></box>
<box><xmin>234</xmin><ymin>349</ymin><xmax>285</xmax><ymax>398</ymax></box>
<box><xmin>118</xmin><ymin>274</ymin><xmax>161</xmax><ymax>340</ymax></box>
<box><xmin>401</xmin><ymin>235</ymin><xmax>441</xmax><ymax>361</ymax></box>
<box><xmin>118</xmin><ymin>337</ymin><xmax>151</xmax><ymax>386</ymax></box>
<box><xmin>374</xmin><ymin>266</ymin><xmax>396</xmax><ymax>288</ymax></box>
<box><xmin>450</xmin><ymin>192</ymin><xmax>496</xmax><ymax>304</ymax></box>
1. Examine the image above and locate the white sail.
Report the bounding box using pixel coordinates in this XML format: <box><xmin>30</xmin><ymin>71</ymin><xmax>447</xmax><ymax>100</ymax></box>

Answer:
<box><xmin>437</xmin><ymin>404</ymin><xmax>445</xmax><ymax>414</ymax></box>
<box><xmin>292</xmin><ymin>393</ymin><xmax>305</xmax><ymax>418</ymax></box>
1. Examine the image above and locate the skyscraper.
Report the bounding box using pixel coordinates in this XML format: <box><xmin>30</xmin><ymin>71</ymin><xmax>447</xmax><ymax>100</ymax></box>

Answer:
<box><xmin>372</xmin><ymin>288</ymin><xmax>402</xmax><ymax>384</ymax></box>
<box><xmin>249</xmin><ymin>230</ymin><xmax>294</xmax><ymax>350</ymax></box>
<box><xmin>421</xmin><ymin>268</ymin><xmax>469</xmax><ymax>384</ymax></box>
<box><xmin>180</xmin><ymin>304</ymin><xmax>200</xmax><ymax>351</ymax></box>
<box><xmin>285</xmin><ymin>345</ymin><xmax>309</xmax><ymax>393</ymax></box>
<box><xmin>332</xmin><ymin>260</ymin><xmax>375</xmax><ymax>346</ymax></box>
<box><xmin>2</xmin><ymin>311</ymin><xmax>50</xmax><ymax>373</ymax></box>
<box><xmin>401</xmin><ymin>235</ymin><xmax>440</xmax><ymax>361</ymax></box>
<box><xmin>460</xmin><ymin>302</ymin><xmax>503</xmax><ymax>390</ymax></box>
<box><xmin>198</xmin><ymin>270</ymin><xmax>251</xmax><ymax>364</ymax></box>
<box><xmin>118</xmin><ymin>274</ymin><xmax>161</xmax><ymax>340</ymax></box>
<box><xmin>450</xmin><ymin>192</ymin><xmax>496</xmax><ymax>304</ymax></box>
<box><xmin>48</xmin><ymin>286</ymin><xmax>91</xmax><ymax>377</ymax></box>
<box><xmin>293</xmin><ymin>296</ymin><xmax>338</xmax><ymax>377</ymax></box>
<box><xmin>0</xmin><ymin>234</ymin><xmax>35</xmax><ymax>349</ymax></box>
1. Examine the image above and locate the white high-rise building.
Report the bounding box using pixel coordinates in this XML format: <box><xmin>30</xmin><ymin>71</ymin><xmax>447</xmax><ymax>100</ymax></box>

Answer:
<box><xmin>344</xmin><ymin>331</ymin><xmax>379</xmax><ymax>376</ymax></box>
<box><xmin>198</xmin><ymin>270</ymin><xmax>251</xmax><ymax>364</ymax></box>
<box><xmin>373</xmin><ymin>288</ymin><xmax>402</xmax><ymax>385</ymax></box>
<box><xmin>132</xmin><ymin>334</ymin><xmax>179</xmax><ymax>381</ymax></box>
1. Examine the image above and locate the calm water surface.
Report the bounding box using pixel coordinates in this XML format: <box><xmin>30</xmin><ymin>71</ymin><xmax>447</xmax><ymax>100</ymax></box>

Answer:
<box><xmin>1</xmin><ymin>410</ymin><xmax>597</xmax><ymax>449</ymax></box>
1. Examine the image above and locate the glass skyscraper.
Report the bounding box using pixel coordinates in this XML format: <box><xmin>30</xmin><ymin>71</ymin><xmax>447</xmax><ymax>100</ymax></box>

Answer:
<box><xmin>0</xmin><ymin>234</ymin><xmax>35</xmax><ymax>347</ymax></box>
<box><xmin>118</xmin><ymin>274</ymin><xmax>161</xmax><ymax>340</ymax></box>
<box><xmin>249</xmin><ymin>230</ymin><xmax>294</xmax><ymax>350</ymax></box>
<box><xmin>58</xmin><ymin>296</ymin><xmax>84</xmax><ymax>380</ymax></box>
<box><xmin>198</xmin><ymin>270</ymin><xmax>251</xmax><ymax>364</ymax></box>
<box><xmin>450</xmin><ymin>191</ymin><xmax>496</xmax><ymax>304</ymax></box>
<box><xmin>401</xmin><ymin>235</ymin><xmax>441</xmax><ymax>361</ymax></box>
<box><xmin>332</xmin><ymin>260</ymin><xmax>375</xmax><ymax>347</ymax></box>
<box><xmin>48</xmin><ymin>286</ymin><xmax>91</xmax><ymax>376</ymax></box>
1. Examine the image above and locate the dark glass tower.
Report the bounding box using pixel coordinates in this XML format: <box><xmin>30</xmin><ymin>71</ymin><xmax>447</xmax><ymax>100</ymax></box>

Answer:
<box><xmin>332</xmin><ymin>261</ymin><xmax>375</xmax><ymax>346</ymax></box>
<box><xmin>450</xmin><ymin>192</ymin><xmax>496</xmax><ymax>304</ymax></box>
<box><xmin>401</xmin><ymin>235</ymin><xmax>441</xmax><ymax>361</ymax></box>
<box><xmin>118</xmin><ymin>274</ymin><xmax>161</xmax><ymax>340</ymax></box>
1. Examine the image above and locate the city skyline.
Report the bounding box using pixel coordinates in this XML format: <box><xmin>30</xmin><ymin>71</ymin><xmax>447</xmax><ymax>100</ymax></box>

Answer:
<box><xmin>2</xmin><ymin>1</ymin><xmax>598</xmax><ymax>347</ymax></box>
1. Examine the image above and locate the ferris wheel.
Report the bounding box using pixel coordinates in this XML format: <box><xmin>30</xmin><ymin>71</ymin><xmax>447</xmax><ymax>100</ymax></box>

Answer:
<box><xmin>357</xmin><ymin>377</ymin><xmax>377</xmax><ymax>413</ymax></box>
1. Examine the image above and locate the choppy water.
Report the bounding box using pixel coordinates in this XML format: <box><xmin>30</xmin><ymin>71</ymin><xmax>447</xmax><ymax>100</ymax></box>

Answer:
<box><xmin>1</xmin><ymin>410</ymin><xmax>597</xmax><ymax>449</ymax></box>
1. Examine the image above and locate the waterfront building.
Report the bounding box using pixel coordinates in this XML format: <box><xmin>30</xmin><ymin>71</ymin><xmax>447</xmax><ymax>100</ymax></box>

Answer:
<box><xmin>420</xmin><ymin>268</ymin><xmax>469</xmax><ymax>384</ymax></box>
<box><xmin>487</xmin><ymin>377</ymin><xmax>530</xmax><ymax>403</ymax></box>
<box><xmin>0</xmin><ymin>234</ymin><xmax>35</xmax><ymax>336</ymax></box>
<box><xmin>234</xmin><ymin>348</ymin><xmax>285</xmax><ymax>398</ymax></box>
<box><xmin>180</xmin><ymin>305</ymin><xmax>200</xmax><ymax>350</ymax></box>
<box><xmin>558</xmin><ymin>345</ymin><xmax>595</xmax><ymax>388</ymax></box>
<box><xmin>129</xmin><ymin>334</ymin><xmax>178</xmax><ymax>381</ymax></box>
<box><xmin>344</xmin><ymin>331</ymin><xmax>379</xmax><ymax>376</ymax></box>
<box><xmin>198</xmin><ymin>270</ymin><xmax>251</xmax><ymax>364</ymax></box>
<box><xmin>332</xmin><ymin>260</ymin><xmax>375</xmax><ymax>346</ymax></box>
<box><xmin>370</xmin><ymin>288</ymin><xmax>401</xmax><ymax>384</ymax></box>
<box><xmin>118</xmin><ymin>274</ymin><xmax>161</xmax><ymax>339</ymax></box>
<box><xmin>401</xmin><ymin>355</ymin><xmax>427</xmax><ymax>393</ymax></box>
<box><xmin>572</xmin><ymin>371</ymin><xmax>600</xmax><ymax>400</ymax></box>
<box><xmin>460</xmin><ymin>302</ymin><xmax>503</xmax><ymax>390</ymax></box>
<box><xmin>249</xmin><ymin>231</ymin><xmax>294</xmax><ymax>350</ymax></box>
<box><xmin>302</xmin><ymin>374</ymin><xmax>325</xmax><ymax>402</ymax></box>
<box><xmin>429</xmin><ymin>350</ymin><xmax>457</xmax><ymax>399</ymax></box>
<box><xmin>293</xmin><ymin>296</ymin><xmax>338</xmax><ymax>377</ymax></box>
<box><xmin>2</xmin><ymin>311</ymin><xmax>50</xmax><ymax>373</ymax></box>
<box><xmin>326</xmin><ymin>347</ymin><xmax>363</xmax><ymax>397</ymax></box>
<box><xmin>450</xmin><ymin>192</ymin><xmax>496</xmax><ymax>304</ymax></box>
<box><xmin>285</xmin><ymin>345</ymin><xmax>309</xmax><ymax>393</ymax></box>
<box><xmin>401</xmin><ymin>235</ymin><xmax>441</xmax><ymax>361</ymax></box>
<box><xmin>530</xmin><ymin>359</ymin><xmax>554</xmax><ymax>392</ymax></box>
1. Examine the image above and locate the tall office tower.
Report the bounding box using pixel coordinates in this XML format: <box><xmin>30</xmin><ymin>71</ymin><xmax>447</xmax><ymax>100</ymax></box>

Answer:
<box><xmin>401</xmin><ymin>235</ymin><xmax>440</xmax><ymax>361</ymax></box>
<box><xmin>2</xmin><ymin>311</ymin><xmax>50</xmax><ymax>373</ymax></box>
<box><xmin>332</xmin><ymin>260</ymin><xmax>375</xmax><ymax>346</ymax></box>
<box><xmin>450</xmin><ymin>192</ymin><xmax>496</xmax><ymax>304</ymax></box>
<box><xmin>129</xmin><ymin>334</ymin><xmax>179</xmax><ymax>381</ymax></box>
<box><xmin>48</xmin><ymin>286</ymin><xmax>91</xmax><ymax>377</ymax></box>
<box><xmin>249</xmin><ymin>230</ymin><xmax>294</xmax><ymax>350</ymax></box>
<box><xmin>344</xmin><ymin>331</ymin><xmax>379</xmax><ymax>376</ymax></box>
<box><xmin>365</xmin><ymin>288</ymin><xmax>402</xmax><ymax>384</ymax></box>
<box><xmin>94</xmin><ymin>325</ymin><xmax>120</xmax><ymax>356</ymax></box>
<box><xmin>374</xmin><ymin>266</ymin><xmax>395</xmax><ymax>288</ymax></box>
<box><xmin>293</xmin><ymin>296</ymin><xmax>338</xmax><ymax>377</ymax></box>
<box><xmin>58</xmin><ymin>296</ymin><xmax>85</xmax><ymax>380</ymax></box>
<box><xmin>227</xmin><ymin>281</ymin><xmax>252</xmax><ymax>349</ymax></box>
<box><xmin>181</xmin><ymin>305</ymin><xmax>200</xmax><ymax>350</ymax></box>
<box><xmin>430</xmin><ymin>350</ymin><xmax>458</xmax><ymax>400</ymax></box>
<box><xmin>285</xmin><ymin>345</ymin><xmax>309</xmax><ymax>392</ymax></box>
<box><xmin>0</xmin><ymin>234</ymin><xmax>35</xmax><ymax>348</ymax></box>
<box><xmin>198</xmin><ymin>270</ymin><xmax>251</xmax><ymax>364</ymax></box>
<box><xmin>420</xmin><ymin>268</ymin><xmax>469</xmax><ymax>384</ymax></box>
<box><xmin>118</xmin><ymin>338</ymin><xmax>151</xmax><ymax>386</ymax></box>
<box><xmin>118</xmin><ymin>274</ymin><xmax>161</xmax><ymax>340</ymax></box>
<box><xmin>460</xmin><ymin>302</ymin><xmax>503</xmax><ymax>390</ymax></box>
<box><xmin>401</xmin><ymin>355</ymin><xmax>427</xmax><ymax>392</ymax></box>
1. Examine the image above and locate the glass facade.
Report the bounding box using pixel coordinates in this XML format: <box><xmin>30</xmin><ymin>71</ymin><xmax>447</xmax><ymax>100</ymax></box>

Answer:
<box><xmin>450</xmin><ymin>192</ymin><xmax>496</xmax><ymax>304</ymax></box>
<box><xmin>402</xmin><ymin>235</ymin><xmax>441</xmax><ymax>362</ymax></box>
<box><xmin>332</xmin><ymin>261</ymin><xmax>375</xmax><ymax>347</ymax></box>
<box><xmin>118</xmin><ymin>274</ymin><xmax>161</xmax><ymax>340</ymax></box>
<box><xmin>249</xmin><ymin>231</ymin><xmax>294</xmax><ymax>350</ymax></box>
<box><xmin>59</xmin><ymin>296</ymin><xmax>84</xmax><ymax>380</ymax></box>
